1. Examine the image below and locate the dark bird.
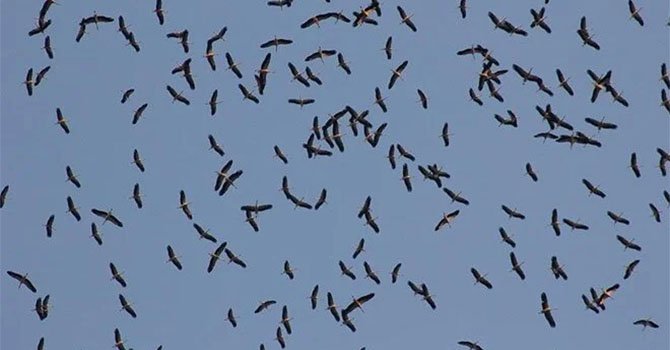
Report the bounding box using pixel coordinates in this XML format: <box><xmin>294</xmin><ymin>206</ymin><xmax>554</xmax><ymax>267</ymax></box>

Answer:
<box><xmin>45</xmin><ymin>215</ymin><xmax>55</xmax><ymax>237</ymax></box>
<box><xmin>383</xmin><ymin>36</ymin><xmax>393</xmax><ymax>60</ymax></box>
<box><xmin>310</xmin><ymin>284</ymin><xmax>319</xmax><ymax>310</ymax></box>
<box><xmin>34</xmin><ymin>66</ymin><xmax>50</xmax><ymax>86</ymax></box>
<box><xmin>313</xmin><ymin>188</ymin><xmax>327</xmax><ymax>210</ymax></box>
<box><xmin>458</xmin><ymin>341</ymin><xmax>483</xmax><ymax>350</ymax></box>
<box><xmin>435</xmin><ymin>210</ymin><xmax>460</xmax><ymax>231</ymax></box>
<box><xmin>288</xmin><ymin>62</ymin><xmax>310</xmax><ymax>87</ymax></box>
<box><xmin>401</xmin><ymin>164</ymin><xmax>413</xmax><ymax>192</ymax></box>
<box><xmin>119</xmin><ymin>294</ymin><xmax>137</xmax><ymax>318</ymax></box>
<box><xmin>305</xmin><ymin>47</ymin><xmax>337</xmax><ymax>62</ymax></box>
<box><xmin>179</xmin><ymin>190</ymin><xmax>193</xmax><ymax>220</ymax></box>
<box><xmin>563</xmin><ymin>218</ymin><xmax>589</xmax><ymax>231</ymax></box>
<box><xmin>193</xmin><ymin>223</ymin><xmax>217</xmax><ymax>243</ymax></box>
<box><xmin>238</xmin><ymin>84</ymin><xmax>259</xmax><ymax>104</ymax></box>
<box><xmin>280</xmin><ymin>305</ymin><xmax>292</xmax><ymax>334</ymax></box>
<box><xmin>471</xmin><ymin>268</ymin><xmax>493</xmax><ymax>289</ymax></box>
<box><xmin>23</xmin><ymin>68</ymin><xmax>34</xmax><ymax>96</ymax></box>
<box><xmin>417</xmin><ymin>89</ymin><xmax>428</xmax><ymax>109</ymax></box>
<box><xmin>550</xmin><ymin>256</ymin><xmax>568</xmax><ymax>280</ymax></box>
<box><xmin>75</xmin><ymin>22</ymin><xmax>86</xmax><ymax>43</ymax></box>
<box><xmin>634</xmin><ymin>319</ymin><xmax>659</xmax><ymax>329</ymax></box>
<box><xmin>597</xmin><ymin>283</ymin><xmax>620</xmax><ymax>308</ymax></box>
<box><xmin>225</xmin><ymin>248</ymin><xmax>247</xmax><ymax>268</ymax></box>
<box><xmin>607</xmin><ymin>211</ymin><xmax>630</xmax><ymax>225</ymax></box>
<box><xmin>397</xmin><ymin>6</ymin><xmax>417</xmax><ymax>32</ymax></box>
<box><xmin>132</xmin><ymin>149</ymin><xmax>145</xmax><ymax>172</ymax></box>
<box><xmin>443</xmin><ymin>187</ymin><xmax>469</xmax><ymax>206</ymax></box>
<box><xmin>352</xmin><ymin>239</ymin><xmax>365</xmax><ymax>259</ymax></box>
<box><xmin>121</xmin><ymin>89</ymin><xmax>134</xmax><ymax>104</ymax></box>
<box><xmin>388</xmin><ymin>60</ymin><xmax>408</xmax><ymax>89</ymax></box>
<box><xmin>582</xmin><ymin>293</ymin><xmax>600</xmax><ymax>314</ymax></box>
<box><xmin>66</xmin><ymin>196</ymin><xmax>81</xmax><ymax>221</ymax></box>
<box><xmin>502</xmin><ymin>205</ymin><xmax>525</xmax><ymax>220</ymax></box>
<box><xmin>273</xmin><ymin>145</ymin><xmax>288</xmax><ymax>164</ymax></box>
<box><xmin>254</xmin><ymin>300</ymin><xmax>276</xmax><ymax>313</ymax></box>
<box><xmin>510</xmin><ymin>252</ymin><xmax>526</xmax><ymax>280</ymax></box>
<box><xmin>55</xmin><ymin>108</ymin><xmax>70</xmax><ymax>134</ymax></box>
<box><xmin>358</xmin><ymin>196</ymin><xmax>372</xmax><ymax>218</ymax></box>
<box><xmin>341</xmin><ymin>312</ymin><xmax>357</xmax><ymax>332</ymax></box>
<box><xmin>241</xmin><ymin>202</ymin><xmax>273</xmax><ymax>214</ymax></box>
<box><xmin>363</xmin><ymin>261</ymin><xmax>381</xmax><ymax>285</ymax></box>
<box><xmin>391</xmin><ymin>263</ymin><xmax>402</xmax><ymax>284</ymax></box>
<box><xmin>628</xmin><ymin>1</ymin><xmax>644</xmax><ymax>26</ymax></box>
<box><xmin>469</xmin><ymin>88</ymin><xmax>483</xmax><ymax>106</ymax></box>
<box><xmin>555</xmin><ymin>69</ymin><xmax>574</xmax><ymax>96</ymax></box>
<box><xmin>337</xmin><ymin>53</ymin><xmax>351</xmax><ymax>75</ymax></box>
<box><xmin>499</xmin><ymin>227</ymin><xmax>516</xmax><ymax>248</ymax></box>
<box><xmin>300</xmin><ymin>13</ymin><xmax>332</xmax><ymax>29</ymax></box>
<box><xmin>225</xmin><ymin>52</ymin><xmax>243</xmax><ymax>79</ymax></box>
<box><xmin>373</xmin><ymin>87</ymin><xmax>388</xmax><ymax>113</ymax></box>
<box><xmin>342</xmin><ymin>292</ymin><xmax>375</xmax><ymax>316</ymax></box>
<box><xmin>225</xmin><ymin>308</ymin><xmax>237</xmax><ymax>327</ymax></box>
<box><xmin>166</xmin><ymin>245</ymin><xmax>182</xmax><ymax>270</ymax></box>
<box><xmin>91</xmin><ymin>208</ymin><xmax>123</xmax><ymax>227</ymax></box>
<box><xmin>113</xmin><ymin>328</ymin><xmax>125</xmax><ymax>350</ymax></box>
<box><xmin>661</xmin><ymin>64</ymin><xmax>670</xmax><ymax>89</ymax></box>
<box><xmin>288</xmin><ymin>98</ymin><xmax>315</xmax><ymax>108</ymax></box>
<box><xmin>166</xmin><ymin>85</ymin><xmax>190</xmax><ymax>105</ymax></box>
<box><xmin>260</xmin><ymin>37</ymin><xmax>293</xmax><ymax>50</ymax></box>
<box><xmin>208</xmin><ymin>90</ymin><xmax>220</xmax><ymax>116</ymax></box>
<box><xmin>167</xmin><ymin>29</ymin><xmax>189</xmax><ymax>53</ymax></box>
<box><xmin>305</xmin><ymin>66</ymin><xmax>322</xmax><ymax>85</ymax></box>
<box><xmin>630</xmin><ymin>152</ymin><xmax>641</xmax><ymax>178</ymax></box>
<box><xmin>281</xmin><ymin>260</ymin><xmax>295</xmax><ymax>280</ymax></box>
<box><xmin>582</xmin><ymin>179</ymin><xmax>606</xmax><ymax>198</ymax></box>
<box><xmin>65</xmin><ymin>165</ymin><xmax>81</xmax><ymax>188</ymax></box>
<box><xmin>90</xmin><ymin>223</ymin><xmax>103</xmax><ymax>245</ymax></box>
<box><xmin>513</xmin><ymin>64</ymin><xmax>542</xmax><ymax>84</ymax></box>
<box><xmin>207</xmin><ymin>135</ymin><xmax>224</xmax><ymax>157</ymax></box>
<box><xmin>363</xmin><ymin>211</ymin><xmax>380</xmax><ymax>233</ymax></box>
<box><xmin>154</xmin><ymin>0</ymin><xmax>165</xmax><ymax>25</ymax></box>
<box><xmin>207</xmin><ymin>242</ymin><xmax>228</xmax><ymax>273</ymax></box>
<box><xmin>131</xmin><ymin>183</ymin><xmax>142</xmax><ymax>209</ymax></box>
<box><xmin>29</xmin><ymin>18</ymin><xmax>52</xmax><ymax>37</ymax></box>
<box><xmin>617</xmin><ymin>235</ymin><xmax>641</xmax><ymax>251</ymax></box>
<box><xmin>109</xmin><ymin>262</ymin><xmax>127</xmax><ymax>287</ymax></box>
<box><xmin>339</xmin><ymin>260</ymin><xmax>356</xmax><ymax>280</ymax></box>
<box><xmin>548</xmin><ymin>209</ymin><xmax>562</xmax><ymax>236</ymax></box>
<box><xmin>624</xmin><ymin>259</ymin><xmax>640</xmax><ymax>279</ymax></box>
<box><xmin>6</xmin><ymin>271</ymin><xmax>37</xmax><ymax>293</ymax></box>
<box><xmin>530</xmin><ymin>7</ymin><xmax>551</xmax><ymax>33</ymax></box>
<box><xmin>440</xmin><ymin>122</ymin><xmax>451</xmax><ymax>147</ymax></box>
<box><xmin>649</xmin><ymin>203</ymin><xmax>661</xmax><ymax>223</ymax></box>
<box><xmin>327</xmin><ymin>292</ymin><xmax>340</xmax><ymax>322</ymax></box>
<box><xmin>525</xmin><ymin>163</ymin><xmax>538</xmax><ymax>182</ymax></box>
<box><xmin>584</xmin><ymin>117</ymin><xmax>617</xmax><ymax>131</ymax></box>
<box><xmin>578</xmin><ymin>17</ymin><xmax>600</xmax><ymax>50</ymax></box>
<box><xmin>587</xmin><ymin>69</ymin><xmax>612</xmax><ymax>103</ymax></box>
<box><xmin>132</xmin><ymin>103</ymin><xmax>148</xmax><ymax>125</ymax></box>
<box><xmin>540</xmin><ymin>292</ymin><xmax>557</xmax><ymax>327</ymax></box>
<box><xmin>275</xmin><ymin>327</ymin><xmax>286</xmax><ymax>349</ymax></box>
<box><xmin>418</xmin><ymin>283</ymin><xmax>437</xmax><ymax>309</ymax></box>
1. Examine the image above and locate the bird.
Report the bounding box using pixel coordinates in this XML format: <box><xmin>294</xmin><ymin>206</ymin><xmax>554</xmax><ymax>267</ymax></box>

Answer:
<box><xmin>273</xmin><ymin>145</ymin><xmax>288</xmax><ymax>164</ymax></box>
<box><xmin>578</xmin><ymin>17</ymin><xmax>600</xmax><ymax>50</ymax></box>
<box><xmin>225</xmin><ymin>308</ymin><xmax>237</xmax><ymax>327</ymax></box>
<box><xmin>339</xmin><ymin>260</ymin><xmax>356</xmax><ymax>280</ymax></box>
<box><xmin>305</xmin><ymin>47</ymin><xmax>337</xmax><ymax>62</ymax></box>
<box><xmin>179</xmin><ymin>190</ymin><xmax>193</xmax><ymax>220</ymax></box>
<box><xmin>388</xmin><ymin>60</ymin><xmax>408</xmax><ymax>89</ymax></box>
<box><xmin>624</xmin><ymin>259</ymin><xmax>640</xmax><ymax>279</ymax></box>
<box><xmin>458</xmin><ymin>341</ymin><xmax>483</xmax><ymax>350</ymax></box>
<box><xmin>113</xmin><ymin>328</ymin><xmax>126</xmax><ymax>350</ymax></box>
<box><xmin>628</xmin><ymin>1</ymin><xmax>644</xmax><ymax>26</ymax></box>
<box><xmin>374</xmin><ymin>87</ymin><xmax>388</xmax><ymax>113</ymax></box>
<box><xmin>207</xmin><ymin>242</ymin><xmax>228</xmax><ymax>273</ymax></box>
<box><xmin>530</xmin><ymin>7</ymin><xmax>551</xmax><ymax>33</ymax></box>
<box><xmin>391</xmin><ymin>263</ymin><xmax>402</xmax><ymax>284</ymax></box>
<box><xmin>166</xmin><ymin>29</ymin><xmax>189</xmax><ymax>53</ymax></box>
<box><xmin>238</xmin><ymin>84</ymin><xmax>259</xmax><ymax>104</ymax></box>
<box><xmin>34</xmin><ymin>66</ymin><xmax>50</xmax><ymax>86</ymax></box>
<box><xmin>342</xmin><ymin>292</ymin><xmax>375</xmax><ymax>316</ymax></box>
<box><xmin>132</xmin><ymin>149</ymin><xmax>145</xmax><ymax>172</ymax></box>
<box><xmin>280</xmin><ymin>305</ymin><xmax>292</xmax><ymax>334</ymax></box>
<box><xmin>275</xmin><ymin>327</ymin><xmax>286</xmax><ymax>349</ymax></box>
<box><xmin>352</xmin><ymin>239</ymin><xmax>365</xmax><ymax>259</ymax></box>
<box><xmin>401</xmin><ymin>163</ymin><xmax>413</xmax><ymax>192</ymax></box>
<box><xmin>208</xmin><ymin>135</ymin><xmax>225</xmax><ymax>157</ymax></box>
<box><xmin>363</xmin><ymin>261</ymin><xmax>381</xmax><ymax>285</ymax></box>
<box><xmin>109</xmin><ymin>263</ymin><xmax>127</xmax><ymax>287</ymax></box>
<box><xmin>336</xmin><ymin>53</ymin><xmax>351</xmax><ymax>75</ymax></box>
<box><xmin>55</xmin><ymin>108</ymin><xmax>70</xmax><ymax>134</ymax></box>
<box><xmin>510</xmin><ymin>252</ymin><xmax>526</xmax><ymax>280</ymax></box>
<box><xmin>649</xmin><ymin>203</ymin><xmax>661</xmax><ymax>223</ymax></box>
<box><xmin>310</xmin><ymin>285</ymin><xmax>319</xmax><ymax>310</ymax></box>
<box><xmin>434</xmin><ymin>210</ymin><xmax>460</xmax><ymax>231</ymax></box>
<box><xmin>66</xmin><ymin>196</ymin><xmax>81</xmax><ymax>221</ymax></box>
<box><xmin>132</xmin><ymin>103</ymin><xmax>148</xmax><ymax>125</ymax></box>
<box><xmin>314</xmin><ymin>189</ymin><xmax>328</xmax><ymax>210</ymax></box>
<box><xmin>633</xmin><ymin>318</ymin><xmax>659</xmax><ymax>330</ymax></box>
<box><xmin>260</xmin><ymin>37</ymin><xmax>293</xmax><ymax>50</ymax></box>
<box><xmin>607</xmin><ymin>211</ymin><xmax>630</xmax><ymax>225</ymax></box>
<box><xmin>90</xmin><ymin>223</ymin><xmax>103</xmax><ymax>245</ymax></box>
<box><xmin>616</xmin><ymin>235</ymin><xmax>641</xmax><ymax>251</ymax></box>
<box><xmin>208</xmin><ymin>90</ymin><xmax>220</xmax><ymax>116</ymax></box>
<box><xmin>254</xmin><ymin>300</ymin><xmax>276</xmax><ymax>313</ymax></box>
<box><xmin>550</xmin><ymin>256</ymin><xmax>568</xmax><ymax>280</ymax></box>
<box><xmin>326</xmin><ymin>292</ymin><xmax>340</xmax><ymax>322</ymax></box>
<box><xmin>193</xmin><ymin>223</ymin><xmax>217</xmax><ymax>243</ymax></box>
<box><xmin>65</xmin><ymin>165</ymin><xmax>81</xmax><ymax>188</ymax></box>
<box><xmin>166</xmin><ymin>85</ymin><xmax>190</xmax><ymax>105</ymax></box>
<box><xmin>443</xmin><ymin>188</ymin><xmax>470</xmax><ymax>206</ymax></box>
<box><xmin>118</xmin><ymin>294</ymin><xmax>137</xmax><ymax>318</ymax></box>
<box><xmin>154</xmin><ymin>0</ymin><xmax>165</xmax><ymax>25</ymax></box>
<box><xmin>525</xmin><ymin>163</ymin><xmax>538</xmax><ymax>182</ymax></box>
<box><xmin>166</xmin><ymin>245</ymin><xmax>183</xmax><ymax>270</ymax></box>
<box><xmin>471</xmin><ymin>268</ymin><xmax>493</xmax><ymax>289</ymax></box>
<box><xmin>282</xmin><ymin>260</ymin><xmax>295</xmax><ymax>280</ymax></box>
<box><xmin>225</xmin><ymin>248</ymin><xmax>247</xmax><ymax>268</ymax></box>
<box><xmin>383</xmin><ymin>36</ymin><xmax>393</xmax><ymax>60</ymax></box>
<box><xmin>555</xmin><ymin>69</ymin><xmax>574</xmax><ymax>96</ymax></box>
<box><xmin>45</xmin><ymin>215</ymin><xmax>55</xmax><ymax>237</ymax></box>
<box><xmin>397</xmin><ymin>6</ymin><xmax>417</xmax><ymax>32</ymax></box>
<box><xmin>582</xmin><ymin>179</ymin><xmax>606</xmax><ymax>198</ymax></box>
<box><xmin>225</xmin><ymin>52</ymin><xmax>243</xmax><ymax>79</ymax></box>
<box><xmin>539</xmin><ymin>292</ymin><xmax>557</xmax><ymax>327</ymax></box>
<box><xmin>6</xmin><ymin>271</ymin><xmax>38</xmax><ymax>293</ymax></box>
<box><xmin>91</xmin><ymin>208</ymin><xmax>124</xmax><ymax>227</ymax></box>
<box><xmin>130</xmin><ymin>183</ymin><xmax>143</xmax><ymax>209</ymax></box>
<box><xmin>121</xmin><ymin>89</ymin><xmax>134</xmax><ymax>104</ymax></box>
<box><xmin>629</xmin><ymin>152</ymin><xmax>641</xmax><ymax>178</ymax></box>
<box><xmin>499</xmin><ymin>227</ymin><xmax>516</xmax><ymax>248</ymax></box>
<box><xmin>502</xmin><ymin>205</ymin><xmax>525</xmax><ymax>220</ymax></box>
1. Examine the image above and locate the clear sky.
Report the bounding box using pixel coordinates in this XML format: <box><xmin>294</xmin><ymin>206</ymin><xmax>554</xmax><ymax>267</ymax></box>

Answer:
<box><xmin>1</xmin><ymin>1</ymin><xmax>669</xmax><ymax>349</ymax></box>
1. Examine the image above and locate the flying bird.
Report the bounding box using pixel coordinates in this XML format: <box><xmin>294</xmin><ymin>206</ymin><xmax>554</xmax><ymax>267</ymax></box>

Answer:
<box><xmin>540</xmin><ymin>292</ymin><xmax>557</xmax><ymax>327</ymax></box>
<box><xmin>397</xmin><ymin>6</ymin><xmax>417</xmax><ymax>32</ymax></box>
<box><xmin>91</xmin><ymin>208</ymin><xmax>123</xmax><ymax>227</ymax></box>
<box><xmin>6</xmin><ymin>271</ymin><xmax>38</xmax><ymax>293</ymax></box>
<box><xmin>471</xmin><ymin>268</ymin><xmax>493</xmax><ymax>289</ymax></box>
<box><xmin>388</xmin><ymin>60</ymin><xmax>408</xmax><ymax>89</ymax></box>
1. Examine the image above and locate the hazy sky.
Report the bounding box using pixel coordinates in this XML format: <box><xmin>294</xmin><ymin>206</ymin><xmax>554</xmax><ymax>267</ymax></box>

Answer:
<box><xmin>2</xmin><ymin>1</ymin><xmax>669</xmax><ymax>349</ymax></box>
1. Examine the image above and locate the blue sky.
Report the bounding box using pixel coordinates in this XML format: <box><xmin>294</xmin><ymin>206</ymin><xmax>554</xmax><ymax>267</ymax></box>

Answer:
<box><xmin>1</xmin><ymin>0</ymin><xmax>669</xmax><ymax>349</ymax></box>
